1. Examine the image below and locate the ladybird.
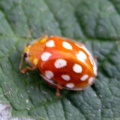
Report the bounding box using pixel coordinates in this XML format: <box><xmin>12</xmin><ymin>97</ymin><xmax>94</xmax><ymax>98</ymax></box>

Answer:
<box><xmin>19</xmin><ymin>35</ymin><xmax>97</xmax><ymax>96</ymax></box>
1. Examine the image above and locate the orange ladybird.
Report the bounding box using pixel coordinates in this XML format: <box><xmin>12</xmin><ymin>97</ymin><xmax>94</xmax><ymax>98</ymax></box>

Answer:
<box><xmin>19</xmin><ymin>35</ymin><xmax>97</xmax><ymax>96</ymax></box>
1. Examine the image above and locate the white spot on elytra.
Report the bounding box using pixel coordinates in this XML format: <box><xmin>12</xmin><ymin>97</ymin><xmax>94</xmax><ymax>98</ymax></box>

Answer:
<box><xmin>76</xmin><ymin>51</ymin><xmax>87</xmax><ymax>62</ymax></box>
<box><xmin>80</xmin><ymin>74</ymin><xmax>89</xmax><ymax>81</ymax></box>
<box><xmin>41</xmin><ymin>52</ymin><xmax>52</xmax><ymax>61</ymax></box>
<box><xmin>93</xmin><ymin>61</ymin><xmax>97</xmax><ymax>76</ymax></box>
<box><xmin>88</xmin><ymin>77</ymin><xmax>95</xmax><ymax>85</ymax></box>
<box><xmin>89</xmin><ymin>57</ymin><xmax>97</xmax><ymax>76</ymax></box>
<box><xmin>45</xmin><ymin>71</ymin><xmax>54</xmax><ymax>79</ymax></box>
<box><xmin>73</xmin><ymin>64</ymin><xmax>82</xmax><ymax>73</ymax></box>
<box><xmin>61</xmin><ymin>74</ymin><xmax>70</xmax><ymax>81</ymax></box>
<box><xmin>54</xmin><ymin>59</ymin><xmax>67</xmax><ymax>68</ymax></box>
<box><xmin>62</xmin><ymin>41</ymin><xmax>73</xmax><ymax>50</ymax></box>
<box><xmin>46</xmin><ymin>40</ymin><xmax>55</xmax><ymax>47</ymax></box>
<box><xmin>66</xmin><ymin>83</ymin><xmax>75</xmax><ymax>88</ymax></box>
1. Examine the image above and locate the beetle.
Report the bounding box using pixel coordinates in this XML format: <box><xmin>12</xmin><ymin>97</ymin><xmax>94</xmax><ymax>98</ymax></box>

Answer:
<box><xmin>19</xmin><ymin>35</ymin><xmax>97</xmax><ymax>96</ymax></box>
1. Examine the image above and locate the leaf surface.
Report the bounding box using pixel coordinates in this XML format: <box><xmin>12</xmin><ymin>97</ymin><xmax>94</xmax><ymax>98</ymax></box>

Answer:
<box><xmin>0</xmin><ymin>0</ymin><xmax>120</xmax><ymax>120</ymax></box>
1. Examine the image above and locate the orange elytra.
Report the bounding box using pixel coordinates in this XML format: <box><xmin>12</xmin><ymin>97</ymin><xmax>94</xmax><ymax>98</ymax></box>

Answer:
<box><xmin>19</xmin><ymin>35</ymin><xmax>97</xmax><ymax>96</ymax></box>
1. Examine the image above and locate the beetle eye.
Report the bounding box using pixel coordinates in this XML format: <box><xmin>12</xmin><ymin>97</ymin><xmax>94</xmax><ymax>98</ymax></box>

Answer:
<box><xmin>23</xmin><ymin>53</ymin><xmax>27</xmax><ymax>58</ymax></box>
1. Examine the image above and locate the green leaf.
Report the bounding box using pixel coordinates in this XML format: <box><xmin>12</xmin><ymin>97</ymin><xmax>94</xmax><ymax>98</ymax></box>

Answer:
<box><xmin>0</xmin><ymin>0</ymin><xmax>120</xmax><ymax>120</ymax></box>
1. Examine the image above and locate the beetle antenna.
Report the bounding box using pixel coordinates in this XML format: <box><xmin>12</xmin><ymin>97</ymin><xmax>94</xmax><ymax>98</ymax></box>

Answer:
<box><xmin>25</xmin><ymin>30</ymin><xmax>32</xmax><ymax>47</ymax></box>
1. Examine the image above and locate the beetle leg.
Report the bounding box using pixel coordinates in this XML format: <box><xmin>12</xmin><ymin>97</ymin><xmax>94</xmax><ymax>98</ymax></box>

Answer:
<box><xmin>56</xmin><ymin>85</ymin><xmax>63</xmax><ymax>96</ymax></box>
<box><xmin>21</xmin><ymin>66</ymin><xmax>37</xmax><ymax>74</ymax></box>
